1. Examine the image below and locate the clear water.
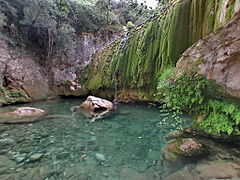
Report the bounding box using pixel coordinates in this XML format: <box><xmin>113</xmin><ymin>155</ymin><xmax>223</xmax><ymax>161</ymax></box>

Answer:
<box><xmin>1</xmin><ymin>98</ymin><xmax>238</xmax><ymax>180</ymax></box>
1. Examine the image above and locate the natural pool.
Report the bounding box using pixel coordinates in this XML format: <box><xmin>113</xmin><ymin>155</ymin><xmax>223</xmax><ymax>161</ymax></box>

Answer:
<box><xmin>0</xmin><ymin>98</ymin><xmax>239</xmax><ymax>180</ymax></box>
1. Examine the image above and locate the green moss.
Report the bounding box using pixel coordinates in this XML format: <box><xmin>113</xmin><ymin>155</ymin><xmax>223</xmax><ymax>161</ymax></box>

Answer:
<box><xmin>87</xmin><ymin>74</ymin><xmax>103</xmax><ymax>90</ymax></box>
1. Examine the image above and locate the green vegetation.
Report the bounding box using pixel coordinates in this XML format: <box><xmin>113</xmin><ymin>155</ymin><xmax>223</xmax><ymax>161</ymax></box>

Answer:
<box><xmin>0</xmin><ymin>0</ymin><xmax>157</xmax><ymax>61</ymax></box>
<box><xmin>156</xmin><ymin>71</ymin><xmax>240</xmax><ymax>136</ymax></box>
<box><xmin>10</xmin><ymin>91</ymin><xmax>22</xmax><ymax>98</ymax></box>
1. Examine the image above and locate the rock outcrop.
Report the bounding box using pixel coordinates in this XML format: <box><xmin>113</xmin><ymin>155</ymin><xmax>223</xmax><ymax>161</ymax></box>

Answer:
<box><xmin>176</xmin><ymin>10</ymin><xmax>240</xmax><ymax>99</ymax></box>
<box><xmin>0</xmin><ymin>34</ymin><xmax>52</xmax><ymax>103</ymax></box>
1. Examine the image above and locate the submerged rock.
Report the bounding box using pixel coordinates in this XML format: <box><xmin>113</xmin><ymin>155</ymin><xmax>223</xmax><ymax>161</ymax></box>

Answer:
<box><xmin>95</xmin><ymin>153</ymin><xmax>106</xmax><ymax>161</ymax></box>
<box><xmin>165</xmin><ymin>169</ymin><xmax>194</xmax><ymax>180</ymax></box>
<box><xmin>0</xmin><ymin>155</ymin><xmax>16</xmax><ymax>174</ymax></box>
<box><xmin>29</xmin><ymin>153</ymin><xmax>43</xmax><ymax>162</ymax></box>
<box><xmin>0</xmin><ymin>107</ymin><xmax>46</xmax><ymax>124</ymax></box>
<box><xmin>162</xmin><ymin>138</ymin><xmax>207</xmax><ymax>162</ymax></box>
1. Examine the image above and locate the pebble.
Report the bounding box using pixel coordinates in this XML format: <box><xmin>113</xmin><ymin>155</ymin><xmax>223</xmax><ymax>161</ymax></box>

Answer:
<box><xmin>103</xmin><ymin>172</ymin><xmax>108</xmax><ymax>177</ymax></box>
<box><xmin>29</xmin><ymin>154</ymin><xmax>43</xmax><ymax>161</ymax></box>
<box><xmin>0</xmin><ymin>138</ymin><xmax>15</xmax><ymax>144</ymax></box>
<box><xmin>95</xmin><ymin>153</ymin><xmax>106</xmax><ymax>161</ymax></box>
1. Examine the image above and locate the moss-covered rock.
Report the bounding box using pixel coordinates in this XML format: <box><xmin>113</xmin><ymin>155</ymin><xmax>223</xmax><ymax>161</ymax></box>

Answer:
<box><xmin>162</xmin><ymin>138</ymin><xmax>207</xmax><ymax>162</ymax></box>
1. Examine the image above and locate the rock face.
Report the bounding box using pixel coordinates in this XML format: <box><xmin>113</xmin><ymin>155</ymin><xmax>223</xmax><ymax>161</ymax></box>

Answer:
<box><xmin>0</xmin><ymin>107</ymin><xmax>46</xmax><ymax>124</ymax></box>
<box><xmin>0</xmin><ymin>34</ymin><xmax>52</xmax><ymax>102</ymax></box>
<box><xmin>51</xmin><ymin>32</ymin><xmax>119</xmax><ymax>96</ymax></box>
<box><xmin>0</xmin><ymin>31</ymin><xmax>119</xmax><ymax>104</ymax></box>
<box><xmin>176</xmin><ymin>10</ymin><xmax>240</xmax><ymax>99</ymax></box>
<box><xmin>80</xmin><ymin>0</ymin><xmax>239</xmax><ymax>101</ymax></box>
<box><xmin>5</xmin><ymin>57</ymin><xmax>51</xmax><ymax>100</ymax></box>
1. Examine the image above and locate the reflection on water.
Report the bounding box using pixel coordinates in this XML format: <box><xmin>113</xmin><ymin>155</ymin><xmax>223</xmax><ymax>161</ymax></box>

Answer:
<box><xmin>0</xmin><ymin>99</ymin><xmax>239</xmax><ymax>180</ymax></box>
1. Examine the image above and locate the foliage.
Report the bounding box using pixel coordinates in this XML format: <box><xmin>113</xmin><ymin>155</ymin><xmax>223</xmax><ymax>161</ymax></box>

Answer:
<box><xmin>117</xmin><ymin>0</ymin><xmax>156</xmax><ymax>25</ymax></box>
<box><xmin>157</xmin><ymin>72</ymin><xmax>208</xmax><ymax>114</ymax></box>
<box><xmin>199</xmin><ymin>100</ymin><xmax>240</xmax><ymax>136</ymax></box>
<box><xmin>126</xmin><ymin>21</ymin><xmax>135</xmax><ymax>30</ymax></box>
<box><xmin>10</xmin><ymin>91</ymin><xmax>22</xmax><ymax>98</ymax></box>
<box><xmin>156</xmin><ymin>70</ymin><xmax>240</xmax><ymax>136</ymax></box>
<box><xmin>55</xmin><ymin>23</ymin><xmax>76</xmax><ymax>58</ymax></box>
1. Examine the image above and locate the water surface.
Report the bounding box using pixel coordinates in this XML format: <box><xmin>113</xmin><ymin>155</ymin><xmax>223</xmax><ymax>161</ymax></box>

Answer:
<box><xmin>1</xmin><ymin>98</ymin><xmax>237</xmax><ymax>180</ymax></box>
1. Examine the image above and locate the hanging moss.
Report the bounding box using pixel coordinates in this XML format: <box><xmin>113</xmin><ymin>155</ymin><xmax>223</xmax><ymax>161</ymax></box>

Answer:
<box><xmin>83</xmin><ymin>0</ymin><xmax>238</xmax><ymax>101</ymax></box>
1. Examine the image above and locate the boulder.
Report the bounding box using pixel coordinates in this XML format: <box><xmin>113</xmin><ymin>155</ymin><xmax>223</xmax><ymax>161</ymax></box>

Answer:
<box><xmin>162</xmin><ymin>138</ymin><xmax>207</xmax><ymax>163</ymax></box>
<box><xmin>79</xmin><ymin>96</ymin><xmax>114</xmax><ymax>111</ymax></box>
<box><xmin>0</xmin><ymin>107</ymin><xmax>46</xmax><ymax>124</ymax></box>
<box><xmin>73</xmin><ymin>96</ymin><xmax>114</xmax><ymax>122</ymax></box>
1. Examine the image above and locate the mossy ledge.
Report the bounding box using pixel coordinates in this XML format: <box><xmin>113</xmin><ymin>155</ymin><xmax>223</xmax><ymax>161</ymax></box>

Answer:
<box><xmin>81</xmin><ymin>0</ymin><xmax>239</xmax><ymax>101</ymax></box>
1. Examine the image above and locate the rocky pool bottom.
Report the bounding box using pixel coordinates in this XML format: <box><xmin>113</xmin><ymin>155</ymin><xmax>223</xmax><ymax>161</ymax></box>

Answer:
<box><xmin>0</xmin><ymin>98</ymin><xmax>239</xmax><ymax>180</ymax></box>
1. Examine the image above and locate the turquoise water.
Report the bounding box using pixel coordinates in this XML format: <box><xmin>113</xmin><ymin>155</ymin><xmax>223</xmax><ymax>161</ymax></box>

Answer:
<box><xmin>0</xmin><ymin>98</ymin><xmax>191</xmax><ymax>179</ymax></box>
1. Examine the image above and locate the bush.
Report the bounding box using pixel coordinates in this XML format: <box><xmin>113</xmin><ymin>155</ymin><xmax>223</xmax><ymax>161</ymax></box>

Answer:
<box><xmin>156</xmin><ymin>70</ymin><xmax>240</xmax><ymax>136</ymax></box>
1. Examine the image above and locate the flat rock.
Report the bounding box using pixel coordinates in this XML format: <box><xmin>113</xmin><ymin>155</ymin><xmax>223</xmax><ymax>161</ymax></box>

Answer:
<box><xmin>0</xmin><ymin>107</ymin><xmax>46</xmax><ymax>124</ymax></box>
<box><xmin>196</xmin><ymin>161</ymin><xmax>240</xmax><ymax>179</ymax></box>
